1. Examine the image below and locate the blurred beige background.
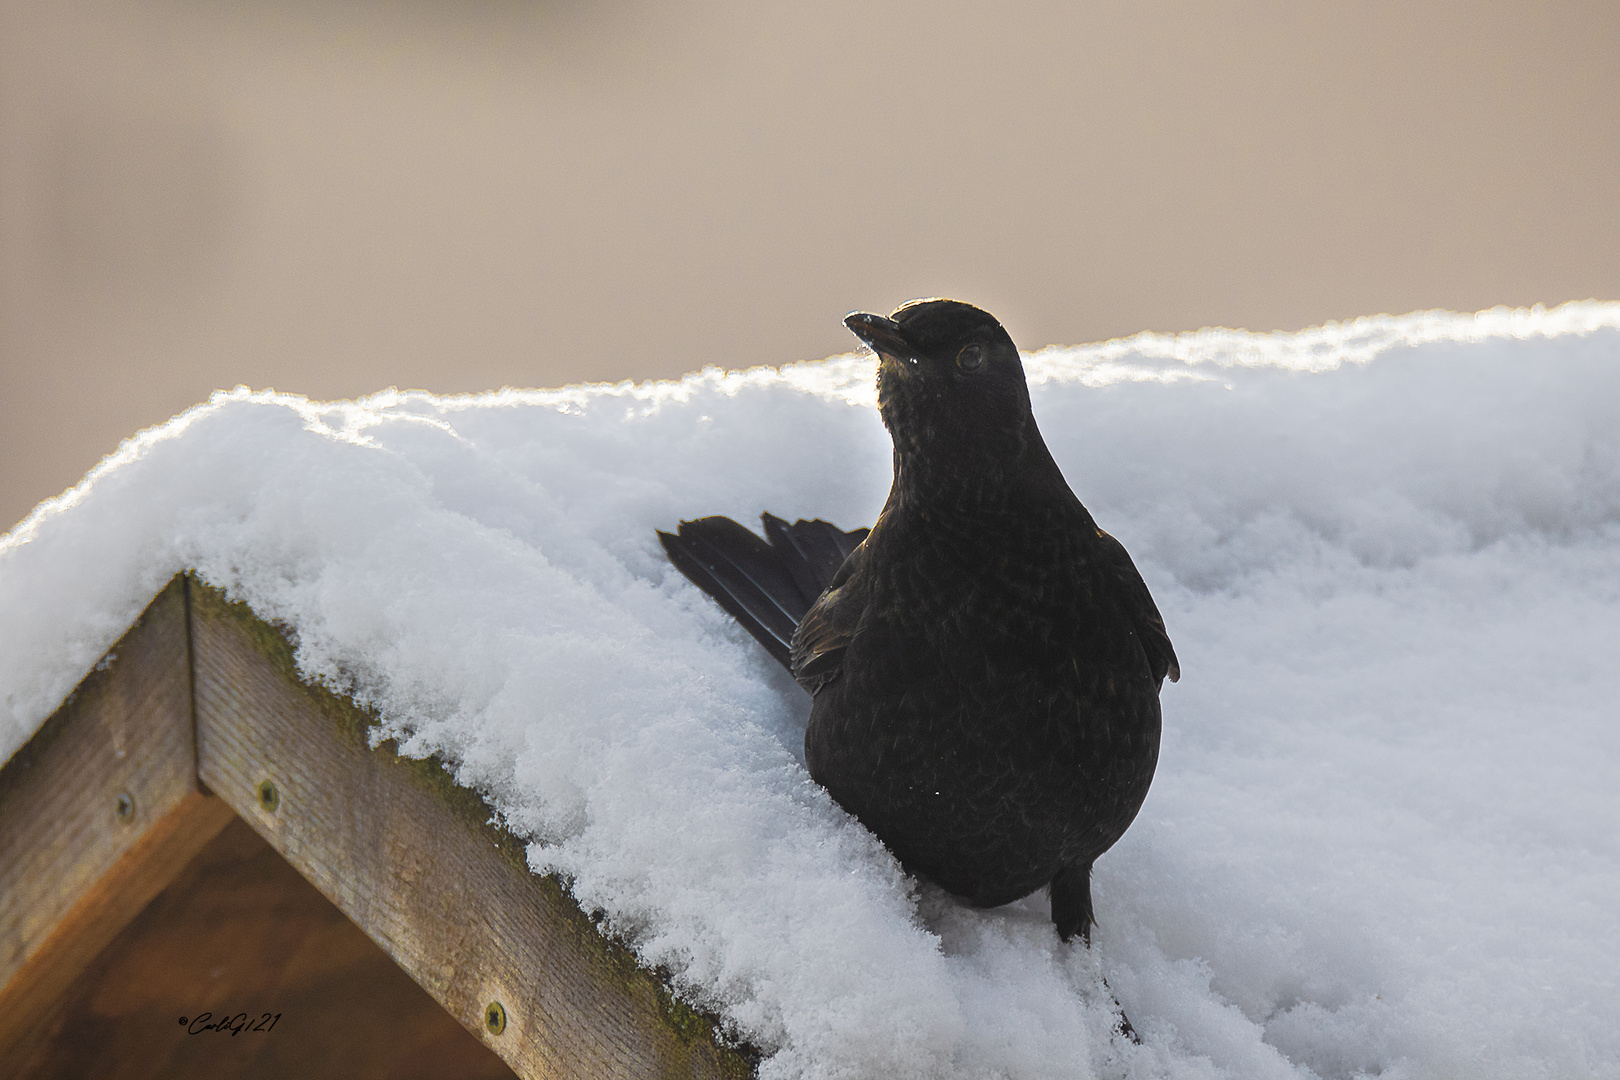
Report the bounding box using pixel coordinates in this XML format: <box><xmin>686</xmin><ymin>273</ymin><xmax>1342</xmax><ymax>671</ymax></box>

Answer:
<box><xmin>2</xmin><ymin>0</ymin><xmax>1617</xmax><ymax>534</ymax></box>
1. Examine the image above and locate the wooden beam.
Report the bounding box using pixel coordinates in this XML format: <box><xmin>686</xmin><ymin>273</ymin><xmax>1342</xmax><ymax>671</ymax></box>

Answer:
<box><xmin>188</xmin><ymin>580</ymin><xmax>755</xmax><ymax>1080</ymax></box>
<box><xmin>0</xmin><ymin>578</ymin><xmax>235</xmax><ymax>1056</ymax></box>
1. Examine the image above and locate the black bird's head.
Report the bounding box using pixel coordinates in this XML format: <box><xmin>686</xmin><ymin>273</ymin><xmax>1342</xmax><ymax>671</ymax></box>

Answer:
<box><xmin>844</xmin><ymin>299</ymin><xmax>1036</xmax><ymax>483</ymax></box>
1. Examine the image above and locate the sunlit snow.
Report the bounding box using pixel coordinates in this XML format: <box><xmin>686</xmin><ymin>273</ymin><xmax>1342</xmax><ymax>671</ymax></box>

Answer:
<box><xmin>4</xmin><ymin>302</ymin><xmax>1618</xmax><ymax>1080</ymax></box>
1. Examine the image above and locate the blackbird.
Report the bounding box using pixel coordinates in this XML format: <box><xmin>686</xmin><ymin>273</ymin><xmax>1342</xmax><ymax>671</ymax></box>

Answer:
<box><xmin>659</xmin><ymin>299</ymin><xmax>1178</xmax><ymax>943</ymax></box>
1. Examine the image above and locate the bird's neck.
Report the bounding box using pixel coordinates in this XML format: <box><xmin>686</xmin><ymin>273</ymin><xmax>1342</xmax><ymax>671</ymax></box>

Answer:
<box><xmin>889</xmin><ymin>424</ymin><xmax>1074</xmax><ymax>526</ymax></box>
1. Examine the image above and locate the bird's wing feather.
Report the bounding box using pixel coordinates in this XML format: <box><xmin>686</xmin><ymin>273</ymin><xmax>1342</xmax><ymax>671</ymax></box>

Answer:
<box><xmin>660</xmin><ymin>515</ymin><xmax>870</xmax><ymax>677</ymax></box>
<box><xmin>1094</xmin><ymin>528</ymin><xmax>1180</xmax><ymax>684</ymax></box>
<box><xmin>762</xmin><ymin>513</ymin><xmax>869</xmax><ymax>600</ymax></box>
<box><xmin>790</xmin><ymin>539</ymin><xmax>868</xmax><ymax>690</ymax></box>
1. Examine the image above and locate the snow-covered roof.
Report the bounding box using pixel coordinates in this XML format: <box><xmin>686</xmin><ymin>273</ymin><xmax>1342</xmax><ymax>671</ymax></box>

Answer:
<box><xmin>4</xmin><ymin>302</ymin><xmax>1619</xmax><ymax>1080</ymax></box>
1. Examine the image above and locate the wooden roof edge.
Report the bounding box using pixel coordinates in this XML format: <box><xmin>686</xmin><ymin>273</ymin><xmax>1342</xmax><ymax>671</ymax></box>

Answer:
<box><xmin>0</xmin><ymin>572</ymin><xmax>757</xmax><ymax>1080</ymax></box>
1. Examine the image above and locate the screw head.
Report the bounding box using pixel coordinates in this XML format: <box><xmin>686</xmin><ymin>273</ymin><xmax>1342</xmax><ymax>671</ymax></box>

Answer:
<box><xmin>114</xmin><ymin>792</ymin><xmax>135</xmax><ymax>823</ymax></box>
<box><xmin>484</xmin><ymin>1001</ymin><xmax>507</xmax><ymax>1035</ymax></box>
<box><xmin>257</xmin><ymin>779</ymin><xmax>280</xmax><ymax>813</ymax></box>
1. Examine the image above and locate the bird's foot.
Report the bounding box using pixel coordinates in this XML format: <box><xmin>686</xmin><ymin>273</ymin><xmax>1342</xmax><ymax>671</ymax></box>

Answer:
<box><xmin>1048</xmin><ymin>863</ymin><xmax>1095</xmax><ymax>943</ymax></box>
<box><xmin>1111</xmin><ymin>996</ymin><xmax>1140</xmax><ymax>1044</ymax></box>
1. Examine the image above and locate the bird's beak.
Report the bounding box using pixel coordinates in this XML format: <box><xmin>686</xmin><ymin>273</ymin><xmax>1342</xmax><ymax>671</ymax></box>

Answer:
<box><xmin>844</xmin><ymin>312</ymin><xmax>917</xmax><ymax>377</ymax></box>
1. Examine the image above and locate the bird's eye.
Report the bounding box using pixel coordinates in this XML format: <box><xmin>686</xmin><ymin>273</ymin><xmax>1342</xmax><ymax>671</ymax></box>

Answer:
<box><xmin>957</xmin><ymin>344</ymin><xmax>986</xmax><ymax>372</ymax></box>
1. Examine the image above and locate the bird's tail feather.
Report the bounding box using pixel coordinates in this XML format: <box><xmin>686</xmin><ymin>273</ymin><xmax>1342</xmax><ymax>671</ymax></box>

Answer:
<box><xmin>658</xmin><ymin>513</ymin><xmax>867</xmax><ymax>671</ymax></box>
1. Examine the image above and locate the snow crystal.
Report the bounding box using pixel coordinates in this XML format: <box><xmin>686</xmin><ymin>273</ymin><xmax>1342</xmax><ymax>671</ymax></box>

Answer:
<box><xmin>4</xmin><ymin>301</ymin><xmax>1618</xmax><ymax>1079</ymax></box>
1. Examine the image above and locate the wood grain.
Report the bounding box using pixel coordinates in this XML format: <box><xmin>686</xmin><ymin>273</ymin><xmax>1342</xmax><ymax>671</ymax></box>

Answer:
<box><xmin>12</xmin><ymin>815</ymin><xmax>520</xmax><ymax>1080</ymax></box>
<box><xmin>188</xmin><ymin>580</ymin><xmax>755</xmax><ymax>1080</ymax></box>
<box><xmin>0</xmin><ymin>578</ymin><xmax>234</xmax><ymax>1056</ymax></box>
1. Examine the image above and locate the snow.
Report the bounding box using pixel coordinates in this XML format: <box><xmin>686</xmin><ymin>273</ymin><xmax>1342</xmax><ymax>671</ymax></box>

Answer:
<box><xmin>4</xmin><ymin>301</ymin><xmax>1619</xmax><ymax>1079</ymax></box>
